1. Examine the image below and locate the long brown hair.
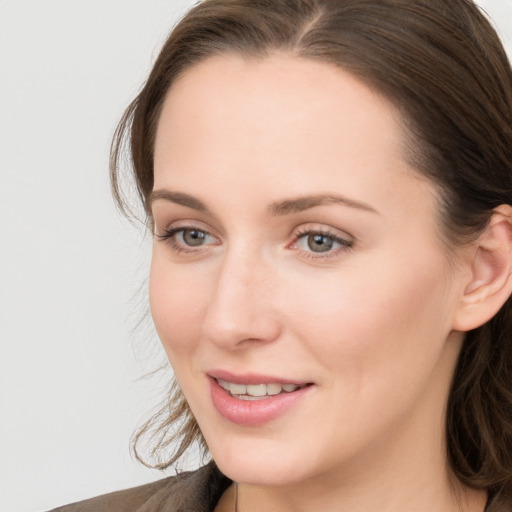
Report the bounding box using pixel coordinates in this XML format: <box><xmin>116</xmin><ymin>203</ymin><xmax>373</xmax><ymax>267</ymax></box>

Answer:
<box><xmin>110</xmin><ymin>0</ymin><xmax>512</xmax><ymax>505</ymax></box>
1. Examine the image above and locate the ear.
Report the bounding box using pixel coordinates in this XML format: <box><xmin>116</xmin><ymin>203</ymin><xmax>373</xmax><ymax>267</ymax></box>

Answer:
<box><xmin>453</xmin><ymin>205</ymin><xmax>512</xmax><ymax>332</ymax></box>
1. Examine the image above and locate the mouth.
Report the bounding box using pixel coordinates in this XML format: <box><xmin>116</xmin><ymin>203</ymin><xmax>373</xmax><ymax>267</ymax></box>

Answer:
<box><xmin>216</xmin><ymin>378</ymin><xmax>309</xmax><ymax>401</ymax></box>
<box><xmin>208</xmin><ymin>373</ymin><xmax>314</xmax><ymax>426</ymax></box>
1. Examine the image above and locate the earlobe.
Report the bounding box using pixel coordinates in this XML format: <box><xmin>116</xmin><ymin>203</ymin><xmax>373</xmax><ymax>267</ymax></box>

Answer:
<box><xmin>453</xmin><ymin>205</ymin><xmax>512</xmax><ymax>332</ymax></box>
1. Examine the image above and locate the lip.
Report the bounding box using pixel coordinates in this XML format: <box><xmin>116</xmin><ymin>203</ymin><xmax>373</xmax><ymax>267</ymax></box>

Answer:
<box><xmin>208</xmin><ymin>369</ymin><xmax>310</xmax><ymax>386</ymax></box>
<box><xmin>208</xmin><ymin>372</ymin><xmax>314</xmax><ymax>426</ymax></box>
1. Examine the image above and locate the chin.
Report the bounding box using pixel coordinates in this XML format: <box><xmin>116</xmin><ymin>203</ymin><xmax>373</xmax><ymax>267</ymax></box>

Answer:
<box><xmin>215</xmin><ymin>456</ymin><xmax>307</xmax><ymax>487</ymax></box>
<box><xmin>205</xmin><ymin>432</ymin><xmax>320</xmax><ymax>487</ymax></box>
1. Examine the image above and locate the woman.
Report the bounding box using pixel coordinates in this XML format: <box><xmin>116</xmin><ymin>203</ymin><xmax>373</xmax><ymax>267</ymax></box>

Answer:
<box><xmin>53</xmin><ymin>0</ymin><xmax>512</xmax><ymax>510</ymax></box>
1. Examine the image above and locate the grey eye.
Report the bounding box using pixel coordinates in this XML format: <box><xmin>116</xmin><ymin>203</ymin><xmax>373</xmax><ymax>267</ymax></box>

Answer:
<box><xmin>181</xmin><ymin>229</ymin><xmax>209</xmax><ymax>246</ymax></box>
<box><xmin>294</xmin><ymin>230</ymin><xmax>352</xmax><ymax>256</ymax></box>
<box><xmin>306</xmin><ymin>234</ymin><xmax>335</xmax><ymax>253</ymax></box>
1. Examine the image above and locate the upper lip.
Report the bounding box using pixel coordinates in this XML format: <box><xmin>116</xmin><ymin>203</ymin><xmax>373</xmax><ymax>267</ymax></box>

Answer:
<box><xmin>208</xmin><ymin>369</ymin><xmax>311</xmax><ymax>386</ymax></box>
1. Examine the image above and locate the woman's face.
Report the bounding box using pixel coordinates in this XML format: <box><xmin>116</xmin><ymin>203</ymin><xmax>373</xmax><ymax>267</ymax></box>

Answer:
<box><xmin>150</xmin><ymin>55</ymin><xmax>469</xmax><ymax>486</ymax></box>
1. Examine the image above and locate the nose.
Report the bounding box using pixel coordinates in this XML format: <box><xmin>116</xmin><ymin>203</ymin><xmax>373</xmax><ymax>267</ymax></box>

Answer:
<box><xmin>202</xmin><ymin>250</ymin><xmax>282</xmax><ymax>349</ymax></box>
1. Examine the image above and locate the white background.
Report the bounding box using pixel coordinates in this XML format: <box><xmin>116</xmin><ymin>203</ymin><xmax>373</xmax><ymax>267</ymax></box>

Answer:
<box><xmin>0</xmin><ymin>1</ymin><xmax>511</xmax><ymax>511</ymax></box>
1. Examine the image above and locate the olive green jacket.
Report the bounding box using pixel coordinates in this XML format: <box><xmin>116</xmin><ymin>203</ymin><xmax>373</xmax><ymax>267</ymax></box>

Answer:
<box><xmin>48</xmin><ymin>461</ymin><xmax>511</xmax><ymax>512</ymax></box>
<box><xmin>49</xmin><ymin>462</ymin><xmax>231</xmax><ymax>512</ymax></box>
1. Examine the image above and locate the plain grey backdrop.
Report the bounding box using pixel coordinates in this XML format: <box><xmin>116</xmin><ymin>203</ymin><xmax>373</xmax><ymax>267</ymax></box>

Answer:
<box><xmin>0</xmin><ymin>1</ymin><xmax>511</xmax><ymax>511</ymax></box>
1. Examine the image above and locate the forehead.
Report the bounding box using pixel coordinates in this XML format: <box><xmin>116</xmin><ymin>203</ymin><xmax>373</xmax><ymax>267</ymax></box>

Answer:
<box><xmin>154</xmin><ymin>53</ymin><xmax>405</xmax><ymax>175</ymax></box>
<box><xmin>153</xmin><ymin>54</ymin><xmax>435</xmax><ymax>225</ymax></box>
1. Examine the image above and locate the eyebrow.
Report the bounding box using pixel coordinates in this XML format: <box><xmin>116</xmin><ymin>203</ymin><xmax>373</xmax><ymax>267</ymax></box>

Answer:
<box><xmin>268</xmin><ymin>194</ymin><xmax>379</xmax><ymax>216</ymax></box>
<box><xmin>149</xmin><ymin>189</ymin><xmax>210</xmax><ymax>213</ymax></box>
<box><xmin>149</xmin><ymin>189</ymin><xmax>378</xmax><ymax>216</ymax></box>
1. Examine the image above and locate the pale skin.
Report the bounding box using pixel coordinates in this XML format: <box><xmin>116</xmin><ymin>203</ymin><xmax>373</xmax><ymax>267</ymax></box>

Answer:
<box><xmin>150</xmin><ymin>54</ymin><xmax>512</xmax><ymax>511</ymax></box>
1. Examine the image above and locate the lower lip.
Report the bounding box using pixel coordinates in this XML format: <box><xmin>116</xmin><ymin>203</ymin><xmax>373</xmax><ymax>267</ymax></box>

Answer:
<box><xmin>209</xmin><ymin>378</ymin><xmax>312</xmax><ymax>426</ymax></box>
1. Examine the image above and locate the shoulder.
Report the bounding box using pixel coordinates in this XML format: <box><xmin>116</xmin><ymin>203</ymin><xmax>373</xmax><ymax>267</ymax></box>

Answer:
<box><xmin>48</xmin><ymin>461</ymin><xmax>231</xmax><ymax>512</ymax></box>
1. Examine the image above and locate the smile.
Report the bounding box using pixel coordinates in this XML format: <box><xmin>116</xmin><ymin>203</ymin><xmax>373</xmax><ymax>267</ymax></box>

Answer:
<box><xmin>209</xmin><ymin>375</ymin><xmax>314</xmax><ymax>426</ymax></box>
<box><xmin>216</xmin><ymin>378</ymin><xmax>306</xmax><ymax>400</ymax></box>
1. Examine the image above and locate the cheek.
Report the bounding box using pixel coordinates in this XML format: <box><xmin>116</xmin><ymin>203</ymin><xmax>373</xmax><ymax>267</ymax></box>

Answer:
<box><xmin>149</xmin><ymin>251</ymin><xmax>209</xmax><ymax>359</ymax></box>
<box><xmin>275</xmin><ymin>252</ymin><xmax>460</xmax><ymax>456</ymax></box>
<box><xmin>283</xmin><ymin>250</ymin><xmax>456</xmax><ymax>388</ymax></box>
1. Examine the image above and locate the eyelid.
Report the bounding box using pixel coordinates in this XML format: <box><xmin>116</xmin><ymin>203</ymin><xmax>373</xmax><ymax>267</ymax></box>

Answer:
<box><xmin>155</xmin><ymin>226</ymin><xmax>214</xmax><ymax>241</ymax></box>
<box><xmin>155</xmin><ymin>221</ymin><xmax>221</xmax><ymax>254</ymax></box>
<box><xmin>288</xmin><ymin>224</ymin><xmax>354</xmax><ymax>259</ymax></box>
<box><xmin>154</xmin><ymin>217</ymin><xmax>218</xmax><ymax>238</ymax></box>
<box><xmin>154</xmin><ymin>220</ymin><xmax>354</xmax><ymax>259</ymax></box>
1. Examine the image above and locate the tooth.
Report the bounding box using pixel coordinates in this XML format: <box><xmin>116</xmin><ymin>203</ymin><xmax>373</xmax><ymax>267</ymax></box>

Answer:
<box><xmin>246</xmin><ymin>384</ymin><xmax>267</xmax><ymax>397</ymax></box>
<box><xmin>238</xmin><ymin>395</ymin><xmax>270</xmax><ymax>401</ymax></box>
<box><xmin>218</xmin><ymin>379</ymin><xmax>303</xmax><ymax>398</ymax></box>
<box><xmin>218</xmin><ymin>379</ymin><xmax>230</xmax><ymax>391</ymax></box>
<box><xmin>266</xmin><ymin>383</ymin><xmax>282</xmax><ymax>395</ymax></box>
<box><xmin>229</xmin><ymin>383</ymin><xmax>247</xmax><ymax>395</ymax></box>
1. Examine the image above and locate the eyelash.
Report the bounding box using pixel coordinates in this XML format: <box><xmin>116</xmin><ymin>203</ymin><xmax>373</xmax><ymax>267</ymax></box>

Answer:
<box><xmin>291</xmin><ymin>227</ymin><xmax>353</xmax><ymax>259</ymax></box>
<box><xmin>155</xmin><ymin>227</ymin><xmax>217</xmax><ymax>255</ymax></box>
<box><xmin>155</xmin><ymin>226</ymin><xmax>353</xmax><ymax>259</ymax></box>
